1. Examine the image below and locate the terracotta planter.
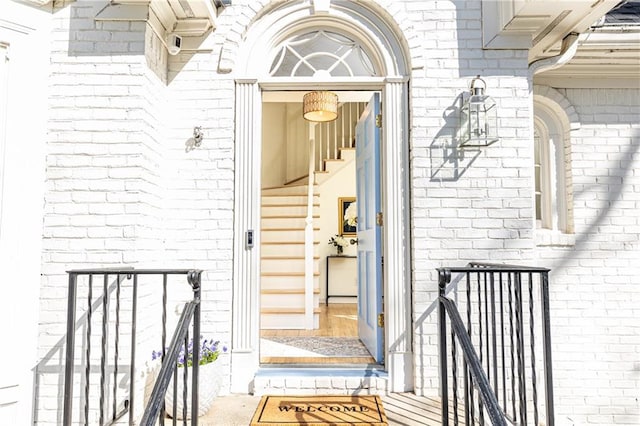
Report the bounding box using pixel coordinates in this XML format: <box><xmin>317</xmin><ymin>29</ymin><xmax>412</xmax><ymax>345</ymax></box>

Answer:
<box><xmin>164</xmin><ymin>361</ymin><xmax>223</xmax><ymax>419</ymax></box>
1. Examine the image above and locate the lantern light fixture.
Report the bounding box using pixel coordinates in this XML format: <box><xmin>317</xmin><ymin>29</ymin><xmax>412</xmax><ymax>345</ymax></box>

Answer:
<box><xmin>303</xmin><ymin>91</ymin><xmax>338</xmax><ymax>122</ymax></box>
<box><xmin>459</xmin><ymin>75</ymin><xmax>499</xmax><ymax>147</ymax></box>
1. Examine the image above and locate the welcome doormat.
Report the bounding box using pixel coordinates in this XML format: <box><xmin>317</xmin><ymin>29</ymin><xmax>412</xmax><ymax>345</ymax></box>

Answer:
<box><xmin>250</xmin><ymin>395</ymin><xmax>387</xmax><ymax>425</ymax></box>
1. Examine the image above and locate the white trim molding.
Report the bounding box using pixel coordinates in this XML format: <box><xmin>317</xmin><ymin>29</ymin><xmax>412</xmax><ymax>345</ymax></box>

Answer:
<box><xmin>533</xmin><ymin>85</ymin><xmax>580</xmax><ymax>237</ymax></box>
<box><xmin>230</xmin><ymin>0</ymin><xmax>413</xmax><ymax>393</ymax></box>
<box><xmin>230</xmin><ymin>79</ymin><xmax>262</xmax><ymax>392</ymax></box>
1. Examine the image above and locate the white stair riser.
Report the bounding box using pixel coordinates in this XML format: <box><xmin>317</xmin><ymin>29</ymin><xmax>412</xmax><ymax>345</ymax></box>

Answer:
<box><xmin>262</xmin><ymin>217</ymin><xmax>311</xmax><ymax>229</ymax></box>
<box><xmin>253</xmin><ymin>375</ymin><xmax>387</xmax><ymax>396</ymax></box>
<box><xmin>260</xmin><ymin>313</ymin><xmax>320</xmax><ymax>329</ymax></box>
<box><xmin>261</xmin><ymin>276</ymin><xmax>319</xmax><ymax>289</ymax></box>
<box><xmin>262</xmin><ymin>229</ymin><xmax>319</xmax><ymax>242</ymax></box>
<box><xmin>261</xmin><ymin>258</ymin><xmax>319</xmax><ymax>274</ymax></box>
<box><xmin>261</xmin><ymin>293</ymin><xmax>320</xmax><ymax>308</ymax></box>
<box><xmin>262</xmin><ymin>205</ymin><xmax>312</xmax><ymax>216</ymax></box>
<box><xmin>324</xmin><ymin>160</ymin><xmax>346</xmax><ymax>175</ymax></box>
<box><xmin>262</xmin><ymin>185</ymin><xmax>315</xmax><ymax>196</ymax></box>
<box><xmin>339</xmin><ymin>148</ymin><xmax>355</xmax><ymax>161</ymax></box>
<box><xmin>262</xmin><ymin>195</ymin><xmax>319</xmax><ymax>205</ymax></box>
<box><xmin>262</xmin><ymin>244</ymin><xmax>320</xmax><ymax>257</ymax></box>
<box><xmin>260</xmin><ymin>186</ymin><xmax>324</xmax><ymax>331</ymax></box>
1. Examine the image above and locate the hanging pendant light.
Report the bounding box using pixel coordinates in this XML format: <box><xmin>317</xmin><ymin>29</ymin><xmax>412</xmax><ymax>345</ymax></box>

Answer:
<box><xmin>303</xmin><ymin>91</ymin><xmax>338</xmax><ymax>122</ymax></box>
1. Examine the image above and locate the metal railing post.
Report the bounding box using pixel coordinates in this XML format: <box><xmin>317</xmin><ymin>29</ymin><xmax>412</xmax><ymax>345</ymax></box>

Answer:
<box><xmin>541</xmin><ymin>271</ymin><xmax>555</xmax><ymax>426</ymax></box>
<box><xmin>63</xmin><ymin>273</ymin><xmax>78</xmax><ymax>426</ymax></box>
<box><xmin>189</xmin><ymin>270</ymin><xmax>202</xmax><ymax>426</ymax></box>
<box><xmin>438</xmin><ymin>269</ymin><xmax>450</xmax><ymax>426</ymax></box>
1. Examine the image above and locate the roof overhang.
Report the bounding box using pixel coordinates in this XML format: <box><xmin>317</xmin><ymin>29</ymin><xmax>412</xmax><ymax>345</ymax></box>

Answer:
<box><xmin>483</xmin><ymin>0</ymin><xmax>640</xmax><ymax>87</ymax></box>
<box><xmin>482</xmin><ymin>0</ymin><xmax>621</xmax><ymax>59</ymax></box>
<box><xmin>94</xmin><ymin>0</ymin><xmax>229</xmax><ymax>53</ymax></box>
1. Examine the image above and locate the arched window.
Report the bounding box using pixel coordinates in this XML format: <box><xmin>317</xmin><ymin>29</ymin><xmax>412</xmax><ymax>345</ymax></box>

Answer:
<box><xmin>269</xmin><ymin>30</ymin><xmax>377</xmax><ymax>78</ymax></box>
<box><xmin>533</xmin><ymin>100</ymin><xmax>574</xmax><ymax>235</ymax></box>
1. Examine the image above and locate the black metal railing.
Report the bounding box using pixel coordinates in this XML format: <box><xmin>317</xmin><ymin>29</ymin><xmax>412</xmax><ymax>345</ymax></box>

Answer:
<box><xmin>438</xmin><ymin>263</ymin><xmax>554</xmax><ymax>426</ymax></box>
<box><xmin>141</xmin><ymin>296</ymin><xmax>200</xmax><ymax>425</ymax></box>
<box><xmin>63</xmin><ymin>268</ymin><xmax>202</xmax><ymax>426</ymax></box>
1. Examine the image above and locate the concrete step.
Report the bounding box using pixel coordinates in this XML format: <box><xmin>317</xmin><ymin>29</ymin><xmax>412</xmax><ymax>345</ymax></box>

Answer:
<box><xmin>253</xmin><ymin>367</ymin><xmax>388</xmax><ymax>395</ymax></box>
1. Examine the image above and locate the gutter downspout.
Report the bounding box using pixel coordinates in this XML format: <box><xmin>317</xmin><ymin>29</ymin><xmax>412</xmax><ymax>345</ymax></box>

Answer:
<box><xmin>529</xmin><ymin>32</ymin><xmax>581</xmax><ymax>75</ymax></box>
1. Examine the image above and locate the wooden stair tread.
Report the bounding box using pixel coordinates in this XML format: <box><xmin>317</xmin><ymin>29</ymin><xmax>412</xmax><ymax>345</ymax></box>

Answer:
<box><xmin>261</xmin><ymin>228</ymin><xmax>320</xmax><ymax>231</ymax></box>
<box><xmin>262</xmin><ymin>256</ymin><xmax>320</xmax><ymax>260</ymax></box>
<box><xmin>261</xmin><ymin>183</ymin><xmax>317</xmax><ymax>190</ymax></box>
<box><xmin>261</xmin><ymin>308</ymin><xmax>321</xmax><ymax>314</ymax></box>
<box><xmin>262</xmin><ymin>215</ymin><xmax>320</xmax><ymax>219</ymax></box>
<box><xmin>261</xmin><ymin>190</ymin><xmax>319</xmax><ymax>195</ymax></box>
<box><xmin>261</xmin><ymin>288</ymin><xmax>320</xmax><ymax>294</ymax></box>
<box><xmin>261</xmin><ymin>204</ymin><xmax>320</xmax><ymax>207</ymax></box>
<box><xmin>261</xmin><ymin>272</ymin><xmax>319</xmax><ymax>277</ymax></box>
<box><xmin>261</xmin><ymin>241</ymin><xmax>319</xmax><ymax>245</ymax></box>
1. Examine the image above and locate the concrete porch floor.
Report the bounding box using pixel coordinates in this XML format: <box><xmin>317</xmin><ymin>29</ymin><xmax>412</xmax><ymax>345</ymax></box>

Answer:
<box><xmin>197</xmin><ymin>393</ymin><xmax>444</xmax><ymax>426</ymax></box>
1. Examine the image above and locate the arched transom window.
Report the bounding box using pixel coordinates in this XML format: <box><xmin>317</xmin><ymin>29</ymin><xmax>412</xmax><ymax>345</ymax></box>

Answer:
<box><xmin>269</xmin><ymin>30</ymin><xmax>377</xmax><ymax>78</ymax></box>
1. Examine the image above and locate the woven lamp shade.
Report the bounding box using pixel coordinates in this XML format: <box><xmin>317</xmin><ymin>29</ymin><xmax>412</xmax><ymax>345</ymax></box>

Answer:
<box><xmin>303</xmin><ymin>91</ymin><xmax>338</xmax><ymax>122</ymax></box>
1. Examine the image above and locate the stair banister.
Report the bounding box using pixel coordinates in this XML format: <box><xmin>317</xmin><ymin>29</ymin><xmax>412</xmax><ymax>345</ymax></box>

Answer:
<box><xmin>304</xmin><ymin>123</ymin><xmax>316</xmax><ymax>329</ymax></box>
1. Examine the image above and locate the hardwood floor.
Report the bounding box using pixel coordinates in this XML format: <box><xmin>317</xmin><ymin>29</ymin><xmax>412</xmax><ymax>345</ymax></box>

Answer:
<box><xmin>261</xmin><ymin>303</ymin><xmax>358</xmax><ymax>337</ymax></box>
<box><xmin>260</xmin><ymin>303</ymin><xmax>376</xmax><ymax>364</ymax></box>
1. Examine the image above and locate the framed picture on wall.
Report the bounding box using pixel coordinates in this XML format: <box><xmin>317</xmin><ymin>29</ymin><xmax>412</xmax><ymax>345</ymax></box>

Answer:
<box><xmin>338</xmin><ymin>197</ymin><xmax>357</xmax><ymax>236</ymax></box>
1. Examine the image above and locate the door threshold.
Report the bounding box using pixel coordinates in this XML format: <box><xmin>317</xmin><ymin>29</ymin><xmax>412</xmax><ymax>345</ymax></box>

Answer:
<box><xmin>256</xmin><ymin>365</ymin><xmax>387</xmax><ymax>377</ymax></box>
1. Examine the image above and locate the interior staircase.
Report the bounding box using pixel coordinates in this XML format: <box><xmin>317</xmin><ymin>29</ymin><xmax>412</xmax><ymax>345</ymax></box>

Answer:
<box><xmin>260</xmin><ymin>184</ymin><xmax>321</xmax><ymax>329</ymax></box>
<box><xmin>260</xmin><ymin>102</ymin><xmax>362</xmax><ymax>330</ymax></box>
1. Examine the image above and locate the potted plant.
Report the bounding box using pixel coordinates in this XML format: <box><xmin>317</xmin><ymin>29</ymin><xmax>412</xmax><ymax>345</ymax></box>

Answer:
<box><xmin>152</xmin><ymin>337</ymin><xmax>227</xmax><ymax>419</ymax></box>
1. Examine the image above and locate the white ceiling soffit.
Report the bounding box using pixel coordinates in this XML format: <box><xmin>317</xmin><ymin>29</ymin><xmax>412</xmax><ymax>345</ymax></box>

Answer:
<box><xmin>16</xmin><ymin>0</ymin><xmax>52</xmax><ymax>5</ymax></box>
<box><xmin>535</xmin><ymin>2</ymin><xmax>640</xmax><ymax>87</ymax></box>
<box><xmin>482</xmin><ymin>0</ymin><xmax>621</xmax><ymax>59</ymax></box>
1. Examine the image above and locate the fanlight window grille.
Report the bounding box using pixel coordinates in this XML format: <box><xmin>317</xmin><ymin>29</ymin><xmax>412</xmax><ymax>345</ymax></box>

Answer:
<box><xmin>269</xmin><ymin>30</ymin><xmax>377</xmax><ymax>77</ymax></box>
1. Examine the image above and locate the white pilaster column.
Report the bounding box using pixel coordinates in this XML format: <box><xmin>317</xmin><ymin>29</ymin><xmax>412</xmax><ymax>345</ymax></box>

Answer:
<box><xmin>231</xmin><ymin>79</ymin><xmax>261</xmax><ymax>392</ymax></box>
<box><xmin>383</xmin><ymin>78</ymin><xmax>414</xmax><ymax>392</ymax></box>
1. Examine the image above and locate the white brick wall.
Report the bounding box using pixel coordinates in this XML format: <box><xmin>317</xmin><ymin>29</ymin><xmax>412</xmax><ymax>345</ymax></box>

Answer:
<box><xmin>408</xmin><ymin>0</ymin><xmax>535</xmax><ymax>396</ymax></box>
<box><xmin>33</xmin><ymin>1</ymin><xmax>640</xmax><ymax>425</ymax></box>
<box><xmin>37</xmin><ymin>1</ymin><xmax>236</xmax><ymax>423</ymax></box>
<box><xmin>535</xmin><ymin>88</ymin><xmax>640</xmax><ymax>425</ymax></box>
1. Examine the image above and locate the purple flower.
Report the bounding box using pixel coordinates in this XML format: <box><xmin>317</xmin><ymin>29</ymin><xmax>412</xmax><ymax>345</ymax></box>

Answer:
<box><xmin>151</xmin><ymin>336</ymin><xmax>225</xmax><ymax>367</ymax></box>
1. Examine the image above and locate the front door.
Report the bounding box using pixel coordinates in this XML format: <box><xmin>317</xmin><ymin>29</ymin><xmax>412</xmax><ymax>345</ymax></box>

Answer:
<box><xmin>356</xmin><ymin>93</ymin><xmax>384</xmax><ymax>363</ymax></box>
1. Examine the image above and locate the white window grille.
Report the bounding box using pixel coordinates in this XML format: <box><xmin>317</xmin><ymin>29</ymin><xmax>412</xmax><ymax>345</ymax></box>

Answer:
<box><xmin>269</xmin><ymin>30</ymin><xmax>377</xmax><ymax>78</ymax></box>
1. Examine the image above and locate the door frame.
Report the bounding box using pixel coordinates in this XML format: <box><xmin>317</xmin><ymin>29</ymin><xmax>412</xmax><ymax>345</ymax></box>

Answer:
<box><xmin>229</xmin><ymin>2</ymin><xmax>413</xmax><ymax>394</ymax></box>
<box><xmin>231</xmin><ymin>78</ymin><xmax>412</xmax><ymax>394</ymax></box>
